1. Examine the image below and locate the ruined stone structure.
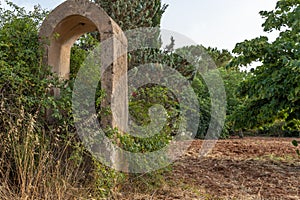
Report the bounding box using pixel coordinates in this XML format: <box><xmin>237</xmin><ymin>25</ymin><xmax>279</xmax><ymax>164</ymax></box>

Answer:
<box><xmin>39</xmin><ymin>0</ymin><xmax>128</xmax><ymax>130</ymax></box>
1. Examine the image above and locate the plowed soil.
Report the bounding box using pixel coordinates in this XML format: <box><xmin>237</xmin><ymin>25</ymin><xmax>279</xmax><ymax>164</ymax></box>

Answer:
<box><xmin>117</xmin><ymin>137</ymin><xmax>300</xmax><ymax>200</ymax></box>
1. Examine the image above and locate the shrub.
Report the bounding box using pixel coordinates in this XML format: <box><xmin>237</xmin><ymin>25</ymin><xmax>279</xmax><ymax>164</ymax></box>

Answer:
<box><xmin>0</xmin><ymin>2</ymin><xmax>121</xmax><ymax>198</ymax></box>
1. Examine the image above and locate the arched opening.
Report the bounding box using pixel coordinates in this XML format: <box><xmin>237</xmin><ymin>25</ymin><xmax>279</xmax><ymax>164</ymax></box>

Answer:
<box><xmin>48</xmin><ymin>15</ymin><xmax>98</xmax><ymax>80</ymax></box>
<box><xmin>39</xmin><ymin>0</ymin><xmax>128</xmax><ymax>130</ymax></box>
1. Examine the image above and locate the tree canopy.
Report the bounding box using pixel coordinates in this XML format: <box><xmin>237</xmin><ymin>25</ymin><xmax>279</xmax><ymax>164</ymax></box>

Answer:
<box><xmin>229</xmin><ymin>0</ymin><xmax>300</xmax><ymax>130</ymax></box>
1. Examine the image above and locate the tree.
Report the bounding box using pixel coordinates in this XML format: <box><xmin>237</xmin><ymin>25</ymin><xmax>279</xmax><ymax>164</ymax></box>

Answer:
<box><xmin>92</xmin><ymin>0</ymin><xmax>167</xmax><ymax>30</ymax></box>
<box><xmin>229</xmin><ymin>0</ymin><xmax>300</xmax><ymax>130</ymax></box>
<box><xmin>175</xmin><ymin>45</ymin><xmax>245</xmax><ymax>138</ymax></box>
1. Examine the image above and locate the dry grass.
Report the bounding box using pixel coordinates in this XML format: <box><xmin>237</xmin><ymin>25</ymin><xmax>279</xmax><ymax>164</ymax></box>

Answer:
<box><xmin>0</xmin><ymin>105</ymin><xmax>96</xmax><ymax>199</ymax></box>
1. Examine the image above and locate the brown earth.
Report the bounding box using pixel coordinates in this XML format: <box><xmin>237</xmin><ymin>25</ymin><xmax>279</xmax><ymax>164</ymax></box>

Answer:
<box><xmin>116</xmin><ymin>137</ymin><xmax>300</xmax><ymax>200</ymax></box>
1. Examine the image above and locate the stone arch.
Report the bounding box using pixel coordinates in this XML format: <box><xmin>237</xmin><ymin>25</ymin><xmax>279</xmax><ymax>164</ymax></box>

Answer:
<box><xmin>39</xmin><ymin>0</ymin><xmax>128</xmax><ymax>130</ymax></box>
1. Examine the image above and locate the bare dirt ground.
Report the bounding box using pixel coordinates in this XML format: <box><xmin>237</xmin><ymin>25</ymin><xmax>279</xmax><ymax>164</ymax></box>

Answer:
<box><xmin>117</xmin><ymin>137</ymin><xmax>300</xmax><ymax>200</ymax></box>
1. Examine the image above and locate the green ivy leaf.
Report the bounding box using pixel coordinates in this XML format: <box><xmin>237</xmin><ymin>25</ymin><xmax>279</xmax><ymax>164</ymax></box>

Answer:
<box><xmin>292</xmin><ymin>140</ymin><xmax>298</xmax><ymax>147</ymax></box>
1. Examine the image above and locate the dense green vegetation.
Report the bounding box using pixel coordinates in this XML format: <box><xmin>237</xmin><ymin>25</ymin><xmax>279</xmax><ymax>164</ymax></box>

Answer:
<box><xmin>229</xmin><ymin>0</ymin><xmax>300</xmax><ymax>137</ymax></box>
<box><xmin>0</xmin><ymin>0</ymin><xmax>299</xmax><ymax>198</ymax></box>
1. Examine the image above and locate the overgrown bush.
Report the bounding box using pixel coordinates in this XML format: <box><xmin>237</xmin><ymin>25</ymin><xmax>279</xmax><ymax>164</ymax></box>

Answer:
<box><xmin>0</xmin><ymin>2</ymin><xmax>123</xmax><ymax>198</ymax></box>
